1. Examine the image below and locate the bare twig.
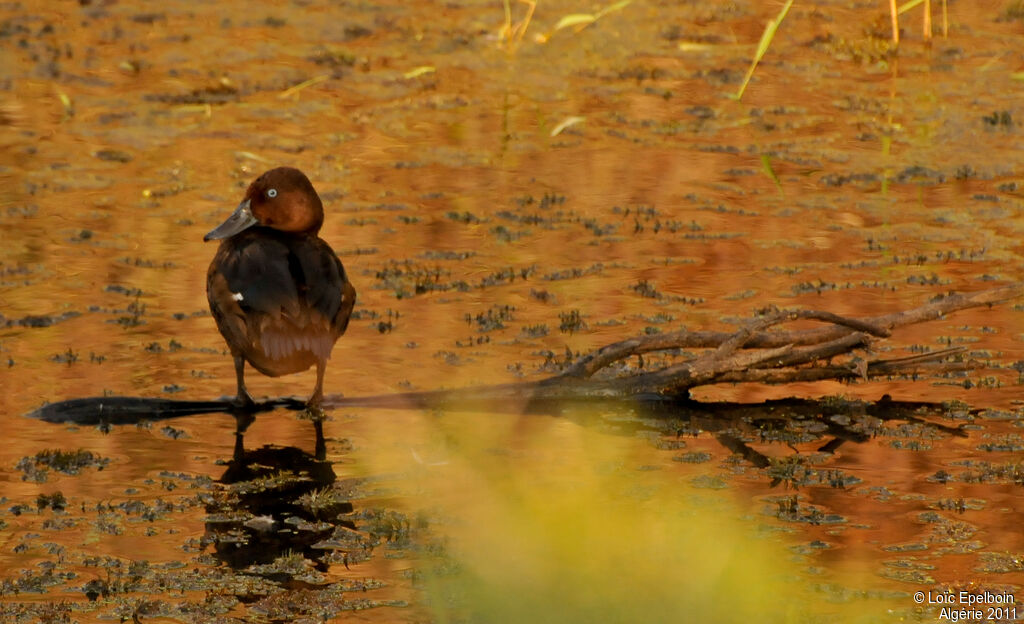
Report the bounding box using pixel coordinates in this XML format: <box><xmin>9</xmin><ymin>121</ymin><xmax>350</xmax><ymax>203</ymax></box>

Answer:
<box><xmin>562</xmin><ymin>283</ymin><xmax>1024</xmax><ymax>380</ymax></box>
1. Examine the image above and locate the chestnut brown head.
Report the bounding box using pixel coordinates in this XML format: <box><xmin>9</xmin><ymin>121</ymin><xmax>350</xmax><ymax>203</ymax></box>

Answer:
<box><xmin>204</xmin><ymin>167</ymin><xmax>325</xmax><ymax>241</ymax></box>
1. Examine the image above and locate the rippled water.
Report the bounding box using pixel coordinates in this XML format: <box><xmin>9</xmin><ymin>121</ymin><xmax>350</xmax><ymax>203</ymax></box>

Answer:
<box><xmin>2</xmin><ymin>0</ymin><xmax>1024</xmax><ymax>621</ymax></box>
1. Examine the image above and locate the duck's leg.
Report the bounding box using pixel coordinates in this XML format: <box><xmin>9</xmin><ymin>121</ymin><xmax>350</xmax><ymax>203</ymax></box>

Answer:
<box><xmin>306</xmin><ymin>362</ymin><xmax>328</xmax><ymax>457</ymax></box>
<box><xmin>232</xmin><ymin>355</ymin><xmax>256</xmax><ymax>409</ymax></box>
<box><xmin>308</xmin><ymin>360</ymin><xmax>327</xmax><ymax>408</ymax></box>
<box><xmin>306</xmin><ymin>360</ymin><xmax>328</xmax><ymax>438</ymax></box>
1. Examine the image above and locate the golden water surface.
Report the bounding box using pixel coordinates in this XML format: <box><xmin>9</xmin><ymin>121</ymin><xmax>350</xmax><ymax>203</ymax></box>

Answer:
<box><xmin>1</xmin><ymin>0</ymin><xmax>1024</xmax><ymax>622</ymax></box>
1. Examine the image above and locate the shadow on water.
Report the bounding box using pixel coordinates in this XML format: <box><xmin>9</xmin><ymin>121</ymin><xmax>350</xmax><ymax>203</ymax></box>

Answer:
<box><xmin>204</xmin><ymin>419</ymin><xmax>353</xmax><ymax>575</ymax></box>
<box><xmin>25</xmin><ymin>396</ymin><xmax>306</xmax><ymax>426</ymax></box>
<box><xmin>26</xmin><ymin>390</ymin><xmax>969</xmax><ymax>471</ymax></box>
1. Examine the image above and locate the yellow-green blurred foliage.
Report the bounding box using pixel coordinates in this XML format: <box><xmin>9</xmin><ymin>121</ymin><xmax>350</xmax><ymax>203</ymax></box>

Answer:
<box><xmin>354</xmin><ymin>408</ymin><xmax>889</xmax><ymax>624</ymax></box>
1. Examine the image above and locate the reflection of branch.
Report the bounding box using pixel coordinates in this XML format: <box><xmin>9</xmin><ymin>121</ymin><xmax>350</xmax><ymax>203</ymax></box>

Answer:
<box><xmin>715</xmin><ymin>434</ymin><xmax>771</xmax><ymax>468</ymax></box>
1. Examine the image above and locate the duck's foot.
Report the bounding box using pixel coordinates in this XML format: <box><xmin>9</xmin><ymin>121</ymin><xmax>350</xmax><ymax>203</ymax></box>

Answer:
<box><xmin>301</xmin><ymin>404</ymin><xmax>326</xmax><ymax>422</ymax></box>
<box><xmin>228</xmin><ymin>391</ymin><xmax>257</xmax><ymax>432</ymax></box>
<box><xmin>230</xmin><ymin>390</ymin><xmax>256</xmax><ymax>410</ymax></box>
<box><xmin>304</xmin><ymin>382</ymin><xmax>328</xmax><ymax>420</ymax></box>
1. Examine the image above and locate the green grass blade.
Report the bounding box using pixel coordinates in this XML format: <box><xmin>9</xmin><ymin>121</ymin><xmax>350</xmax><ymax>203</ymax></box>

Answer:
<box><xmin>760</xmin><ymin>154</ymin><xmax>783</xmax><ymax>195</ymax></box>
<box><xmin>897</xmin><ymin>0</ymin><xmax>925</xmax><ymax>14</ymax></box>
<box><xmin>554</xmin><ymin>14</ymin><xmax>596</xmax><ymax>31</ymax></box>
<box><xmin>554</xmin><ymin>1</ymin><xmax>632</xmax><ymax>35</ymax></box>
<box><xmin>403</xmin><ymin>66</ymin><xmax>436</xmax><ymax>79</ymax></box>
<box><xmin>550</xmin><ymin>116</ymin><xmax>585</xmax><ymax>137</ymax></box>
<box><xmin>731</xmin><ymin>0</ymin><xmax>794</xmax><ymax>101</ymax></box>
<box><xmin>595</xmin><ymin>0</ymin><xmax>633</xmax><ymax>20</ymax></box>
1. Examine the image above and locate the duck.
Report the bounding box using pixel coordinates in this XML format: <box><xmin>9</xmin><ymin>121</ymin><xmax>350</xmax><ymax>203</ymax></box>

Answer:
<box><xmin>204</xmin><ymin>167</ymin><xmax>356</xmax><ymax>409</ymax></box>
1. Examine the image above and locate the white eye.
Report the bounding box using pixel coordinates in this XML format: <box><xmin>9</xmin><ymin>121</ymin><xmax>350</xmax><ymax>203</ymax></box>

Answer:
<box><xmin>267</xmin><ymin>188</ymin><xmax>278</xmax><ymax>198</ymax></box>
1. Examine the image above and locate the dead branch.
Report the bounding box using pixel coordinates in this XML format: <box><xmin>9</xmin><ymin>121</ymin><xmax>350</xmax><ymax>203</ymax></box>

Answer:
<box><xmin>561</xmin><ymin>283</ymin><xmax>1024</xmax><ymax>381</ymax></box>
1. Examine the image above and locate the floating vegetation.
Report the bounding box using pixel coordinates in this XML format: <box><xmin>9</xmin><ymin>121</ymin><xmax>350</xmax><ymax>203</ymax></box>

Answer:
<box><xmin>558</xmin><ymin>309</ymin><xmax>587</xmax><ymax>334</ymax></box>
<box><xmin>118</xmin><ymin>257</ymin><xmax>177</xmax><ymax>269</ymax></box>
<box><xmin>628</xmin><ymin>279</ymin><xmax>705</xmax><ymax>304</ymax></box>
<box><xmin>49</xmin><ymin>348</ymin><xmax>78</xmax><ymax>366</ymax></box>
<box><xmin>16</xmin><ymin>449</ymin><xmax>111</xmax><ymax>482</ymax></box>
<box><xmin>529</xmin><ymin>288</ymin><xmax>555</xmax><ymax>303</ymax></box>
<box><xmin>975</xmin><ymin>551</ymin><xmax>1024</xmax><ymax>574</ymax></box>
<box><xmin>519</xmin><ymin>324</ymin><xmax>549</xmax><ymax>338</ymax></box>
<box><xmin>114</xmin><ymin>295</ymin><xmax>147</xmax><ymax>328</ymax></box>
<box><xmin>374</xmin><ymin>260</ymin><xmax>457</xmax><ymax>298</ymax></box>
<box><xmin>542</xmin><ymin>263</ymin><xmax>604</xmax><ymax>281</ymax></box>
<box><xmin>490</xmin><ymin>224</ymin><xmax>526</xmax><ymax>242</ymax></box>
<box><xmin>373</xmin><ymin>259</ymin><xmax>535</xmax><ymax>298</ymax></box>
<box><xmin>376</xmin><ymin>309</ymin><xmax>399</xmax><ymax>334</ymax></box>
<box><xmin>673</xmin><ymin>452</ymin><xmax>712</xmax><ymax>464</ymax></box>
<box><xmin>446</xmin><ymin>211</ymin><xmax>482</xmax><ymax>224</ymax></box>
<box><xmin>981</xmin><ymin>110</ymin><xmax>1013</xmax><ymax>128</ymax></box>
<box><xmin>1</xmin><ymin>311</ymin><xmax>80</xmax><ymax>329</ymax></box>
<box><xmin>144</xmin><ymin>79</ymin><xmax>240</xmax><ymax>105</ymax></box>
<box><xmin>630</xmin><ymin>279</ymin><xmax>662</xmax><ymax>299</ymax></box>
<box><xmin>976</xmin><ymin>434</ymin><xmax>1024</xmax><ymax>452</ymax></box>
<box><xmin>93</xmin><ymin>149</ymin><xmax>132</xmax><ymax>163</ymax></box>
<box><xmin>466</xmin><ymin>305</ymin><xmax>515</xmax><ymax>333</ymax></box>
<box><xmin>35</xmin><ymin>492</ymin><xmax>67</xmax><ymax>511</ymax></box>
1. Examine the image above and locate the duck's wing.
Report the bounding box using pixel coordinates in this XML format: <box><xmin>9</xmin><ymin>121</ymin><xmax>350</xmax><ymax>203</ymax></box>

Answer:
<box><xmin>207</xmin><ymin>235</ymin><xmax>302</xmax><ymax>357</ymax></box>
<box><xmin>213</xmin><ymin>236</ymin><xmax>302</xmax><ymax>320</ymax></box>
<box><xmin>294</xmin><ymin>239</ymin><xmax>356</xmax><ymax>337</ymax></box>
<box><xmin>334</xmin><ymin>277</ymin><xmax>356</xmax><ymax>336</ymax></box>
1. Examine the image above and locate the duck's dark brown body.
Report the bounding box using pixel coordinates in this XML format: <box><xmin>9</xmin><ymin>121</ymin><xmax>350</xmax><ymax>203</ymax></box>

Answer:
<box><xmin>204</xmin><ymin>167</ymin><xmax>355</xmax><ymax>407</ymax></box>
<box><xmin>207</xmin><ymin>227</ymin><xmax>355</xmax><ymax>376</ymax></box>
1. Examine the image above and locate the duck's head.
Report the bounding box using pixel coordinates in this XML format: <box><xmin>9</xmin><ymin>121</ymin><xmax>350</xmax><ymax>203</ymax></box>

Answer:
<box><xmin>204</xmin><ymin>167</ymin><xmax>325</xmax><ymax>241</ymax></box>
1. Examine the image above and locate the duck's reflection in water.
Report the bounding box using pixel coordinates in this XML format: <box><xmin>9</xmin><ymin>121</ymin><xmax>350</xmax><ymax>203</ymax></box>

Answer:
<box><xmin>203</xmin><ymin>414</ymin><xmax>368</xmax><ymax>578</ymax></box>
